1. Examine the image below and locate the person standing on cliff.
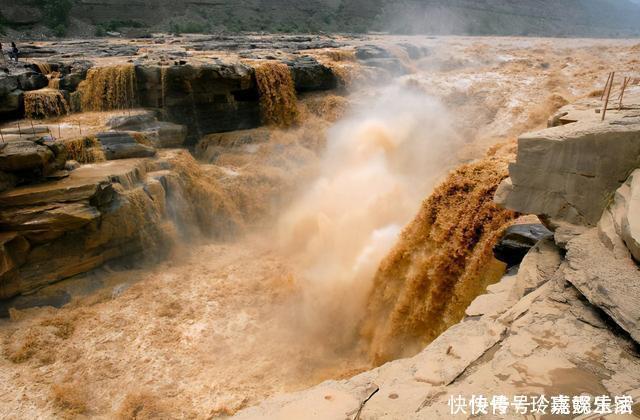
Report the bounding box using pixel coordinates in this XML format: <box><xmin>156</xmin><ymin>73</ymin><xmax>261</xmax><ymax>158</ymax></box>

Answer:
<box><xmin>9</xmin><ymin>42</ymin><xmax>19</xmax><ymax>62</ymax></box>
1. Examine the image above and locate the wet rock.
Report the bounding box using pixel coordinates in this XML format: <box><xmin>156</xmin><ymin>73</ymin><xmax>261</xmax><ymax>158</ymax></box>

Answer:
<box><xmin>493</xmin><ymin>223</ymin><xmax>553</xmax><ymax>267</ymax></box>
<box><xmin>0</xmin><ymin>289</ymin><xmax>71</xmax><ymax>318</ymax></box>
<box><xmin>58</xmin><ymin>61</ymin><xmax>93</xmax><ymax>92</ymax></box>
<box><xmin>95</xmin><ymin>132</ymin><xmax>157</xmax><ymax>160</ymax></box>
<box><xmin>0</xmin><ymin>202</ymin><xmax>100</xmax><ymax>241</ymax></box>
<box><xmin>0</xmin><ymin>171</ymin><xmax>17</xmax><ymax>193</ymax></box>
<box><xmin>136</xmin><ymin>64</ymin><xmax>261</xmax><ymax>144</ymax></box>
<box><xmin>0</xmin><ymin>74</ymin><xmax>19</xmax><ymax>95</ymax></box>
<box><xmin>195</xmin><ymin>127</ymin><xmax>271</xmax><ymax>163</ymax></box>
<box><xmin>0</xmin><ymin>232</ymin><xmax>29</xmax><ymax>278</ymax></box>
<box><xmin>0</xmin><ymin>140</ymin><xmax>54</xmax><ymax>173</ymax></box>
<box><xmin>0</xmin><ymin>159</ymin><xmax>153</xmax><ymax>298</ymax></box>
<box><xmin>17</xmin><ymin>72</ymin><xmax>48</xmax><ymax>91</ymax></box>
<box><xmin>0</xmin><ymin>159</ymin><xmax>145</xmax><ymax>208</ymax></box>
<box><xmin>17</xmin><ymin>45</ymin><xmax>58</xmax><ymax>58</ymax></box>
<box><xmin>355</xmin><ymin>45</ymin><xmax>392</xmax><ymax>60</ymax></box>
<box><xmin>286</xmin><ymin>56</ymin><xmax>337</xmax><ymax>92</ymax></box>
<box><xmin>0</xmin><ymin>75</ymin><xmax>23</xmax><ymax>117</ymax></box>
<box><xmin>496</xmin><ymin>120</ymin><xmax>640</xmax><ymax>226</ymax></box>
<box><xmin>106</xmin><ymin>112</ymin><xmax>187</xmax><ymax>148</ymax></box>
<box><xmin>0</xmin><ymin>151</ymin><xmax>238</xmax><ymax>299</ymax></box>
<box><xmin>106</xmin><ymin>112</ymin><xmax>157</xmax><ymax>130</ymax></box>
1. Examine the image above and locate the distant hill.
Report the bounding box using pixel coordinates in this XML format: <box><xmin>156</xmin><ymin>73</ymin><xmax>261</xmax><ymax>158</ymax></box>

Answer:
<box><xmin>2</xmin><ymin>0</ymin><xmax>640</xmax><ymax>38</ymax></box>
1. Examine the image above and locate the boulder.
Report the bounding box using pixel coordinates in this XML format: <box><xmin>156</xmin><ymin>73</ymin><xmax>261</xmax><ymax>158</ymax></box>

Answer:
<box><xmin>496</xmin><ymin>119</ymin><xmax>640</xmax><ymax>226</ymax></box>
<box><xmin>194</xmin><ymin>127</ymin><xmax>271</xmax><ymax>163</ymax></box>
<box><xmin>286</xmin><ymin>56</ymin><xmax>337</xmax><ymax>92</ymax></box>
<box><xmin>106</xmin><ymin>112</ymin><xmax>187</xmax><ymax>148</ymax></box>
<box><xmin>565</xmin><ymin>229</ymin><xmax>640</xmax><ymax>344</ymax></box>
<box><xmin>493</xmin><ymin>223</ymin><xmax>553</xmax><ymax>266</ymax></box>
<box><xmin>17</xmin><ymin>72</ymin><xmax>49</xmax><ymax>91</ymax></box>
<box><xmin>0</xmin><ymin>75</ymin><xmax>19</xmax><ymax>99</ymax></box>
<box><xmin>149</xmin><ymin>122</ymin><xmax>187</xmax><ymax>148</ymax></box>
<box><xmin>95</xmin><ymin>132</ymin><xmax>157</xmax><ymax>160</ymax></box>
<box><xmin>58</xmin><ymin>61</ymin><xmax>93</xmax><ymax>92</ymax></box>
<box><xmin>355</xmin><ymin>45</ymin><xmax>392</xmax><ymax>60</ymax></box>
<box><xmin>106</xmin><ymin>112</ymin><xmax>157</xmax><ymax>130</ymax></box>
<box><xmin>511</xmin><ymin>237</ymin><xmax>562</xmax><ymax>296</ymax></box>
<box><xmin>0</xmin><ymin>140</ymin><xmax>54</xmax><ymax>173</ymax></box>
<box><xmin>0</xmin><ymin>90</ymin><xmax>23</xmax><ymax>116</ymax></box>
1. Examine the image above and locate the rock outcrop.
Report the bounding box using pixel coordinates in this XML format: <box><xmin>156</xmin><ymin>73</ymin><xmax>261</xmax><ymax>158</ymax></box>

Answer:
<box><xmin>106</xmin><ymin>112</ymin><xmax>187</xmax><ymax>148</ymax></box>
<box><xmin>0</xmin><ymin>150</ymin><xmax>239</xmax><ymax>304</ymax></box>
<box><xmin>493</xmin><ymin>223</ymin><xmax>553</xmax><ymax>267</ymax></box>
<box><xmin>495</xmin><ymin>120</ymin><xmax>640</xmax><ymax>227</ymax></box>
<box><xmin>496</xmin><ymin>99</ymin><xmax>640</xmax><ymax>345</ymax></box>
<box><xmin>94</xmin><ymin>132</ymin><xmax>157</xmax><ymax>160</ymax></box>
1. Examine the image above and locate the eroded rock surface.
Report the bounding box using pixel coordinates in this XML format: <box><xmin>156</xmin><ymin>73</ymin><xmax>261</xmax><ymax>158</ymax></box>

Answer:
<box><xmin>0</xmin><ymin>150</ymin><xmax>237</xmax><ymax>302</ymax></box>
<box><xmin>495</xmin><ymin>119</ymin><xmax>640</xmax><ymax>226</ymax></box>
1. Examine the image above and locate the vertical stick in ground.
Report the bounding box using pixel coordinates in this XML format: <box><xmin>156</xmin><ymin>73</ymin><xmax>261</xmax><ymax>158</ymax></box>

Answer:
<box><xmin>602</xmin><ymin>72</ymin><xmax>615</xmax><ymax>121</ymax></box>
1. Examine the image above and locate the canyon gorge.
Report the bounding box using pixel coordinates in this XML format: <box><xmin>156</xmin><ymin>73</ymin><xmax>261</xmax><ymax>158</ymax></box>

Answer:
<box><xmin>0</xmin><ymin>32</ymin><xmax>639</xmax><ymax>419</ymax></box>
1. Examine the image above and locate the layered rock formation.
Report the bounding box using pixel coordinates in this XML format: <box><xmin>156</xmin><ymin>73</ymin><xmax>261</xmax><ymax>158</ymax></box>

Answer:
<box><xmin>0</xmin><ymin>104</ymin><xmax>252</xmax><ymax>308</ymax></box>
<box><xmin>0</xmin><ymin>148</ymin><xmax>240</xmax><ymax>306</ymax></box>
<box><xmin>1</xmin><ymin>50</ymin><xmax>337</xmax><ymax>145</ymax></box>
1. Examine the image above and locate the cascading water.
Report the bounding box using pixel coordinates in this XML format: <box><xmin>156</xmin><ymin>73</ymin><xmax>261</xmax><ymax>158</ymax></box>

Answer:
<box><xmin>362</xmin><ymin>156</ymin><xmax>517</xmax><ymax>364</ymax></box>
<box><xmin>254</xmin><ymin>62</ymin><xmax>299</xmax><ymax>127</ymax></box>
<box><xmin>23</xmin><ymin>90</ymin><xmax>70</xmax><ymax>119</ymax></box>
<box><xmin>77</xmin><ymin>65</ymin><xmax>137</xmax><ymax>112</ymax></box>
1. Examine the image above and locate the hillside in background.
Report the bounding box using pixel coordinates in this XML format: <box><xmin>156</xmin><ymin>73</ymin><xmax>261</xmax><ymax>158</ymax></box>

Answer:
<box><xmin>1</xmin><ymin>0</ymin><xmax>640</xmax><ymax>38</ymax></box>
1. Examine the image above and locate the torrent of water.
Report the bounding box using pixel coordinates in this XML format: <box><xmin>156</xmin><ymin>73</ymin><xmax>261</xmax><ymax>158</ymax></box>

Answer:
<box><xmin>362</xmin><ymin>156</ymin><xmax>517</xmax><ymax>364</ymax></box>
<box><xmin>23</xmin><ymin>90</ymin><xmax>70</xmax><ymax>119</ymax></box>
<box><xmin>77</xmin><ymin>65</ymin><xmax>137</xmax><ymax>112</ymax></box>
<box><xmin>254</xmin><ymin>62</ymin><xmax>299</xmax><ymax>127</ymax></box>
<box><xmin>64</xmin><ymin>136</ymin><xmax>106</xmax><ymax>163</ymax></box>
<box><xmin>275</xmin><ymin>84</ymin><xmax>464</xmax><ymax>350</ymax></box>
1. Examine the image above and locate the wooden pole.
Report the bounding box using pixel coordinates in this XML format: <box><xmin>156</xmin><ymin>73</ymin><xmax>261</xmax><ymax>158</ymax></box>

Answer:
<box><xmin>0</xmin><ymin>129</ymin><xmax>4</xmax><ymax>143</ymax></box>
<box><xmin>30</xmin><ymin>120</ymin><xmax>35</xmax><ymax>135</ymax></box>
<box><xmin>602</xmin><ymin>71</ymin><xmax>615</xmax><ymax>121</ymax></box>
<box><xmin>601</xmin><ymin>72</ymin><xmax>613</xmax><ymax>100</ymax></box>
<box><xmin>619</xmin><ymin>77</ymin><xmax>630</xmax><ymax>110</ymax></box>
<box><xmin>17</xmin><ymin>121</ymin><xmax>22</xmax><ymax>136</ymax></box>
<box><xmin>58</xmin><ymin>123</ymin><xmax>61</xmax><ymax>139</ymax></box>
